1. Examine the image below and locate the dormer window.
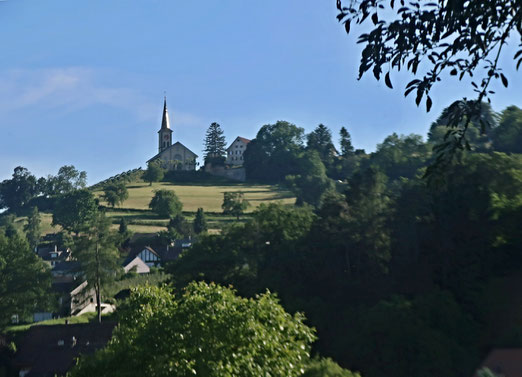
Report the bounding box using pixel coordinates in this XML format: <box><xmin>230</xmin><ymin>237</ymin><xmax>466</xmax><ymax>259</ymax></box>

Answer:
<box><xmin>51</xmin><ymin>252</ymin><xmax>58</xmax><ymax>258</ymax></box>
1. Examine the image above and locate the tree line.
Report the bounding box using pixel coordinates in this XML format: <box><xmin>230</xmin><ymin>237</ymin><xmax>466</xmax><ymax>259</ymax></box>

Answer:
<box><xmin>166</xmin><ymin>104</ymin><xmax>522</xmax><ymax>377</ymax></box>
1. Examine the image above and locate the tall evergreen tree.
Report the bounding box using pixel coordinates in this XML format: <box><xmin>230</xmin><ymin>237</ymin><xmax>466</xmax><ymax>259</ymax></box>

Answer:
<box><xmin>339</xmin><ymin>127</ymin><xmax>354</xmax><ymax>157</ymax></box>
<box><xmin>193</xmin><ymin>207</ymin><xmax>208</xmax><ymax>234</ymax></box>
<box><xmin>118</xmin><ymin>217</ymin><xmax>128</xmax><ymax>235</ymax></box>
<box><xmin>24</xmin><ymin>206</ymin><xmax>41</xmax><ymax>251</ymax></box>
<box><xmin>307</xmin><ymin>124</ymin><xmax>337</xmax><ymax>162</ymax></box>
<box><xmin>203</xmin><ymin>122</ymin><xmax>227</xmax><ymax>164</ymax></box>
<box><xmin>75</xmin><ymin>212</ymin><xmax>119</xmax><ymax>323</ymax></box>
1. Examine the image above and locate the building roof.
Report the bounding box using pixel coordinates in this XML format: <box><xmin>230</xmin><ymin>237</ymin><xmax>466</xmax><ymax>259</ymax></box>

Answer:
<box><xmin>226</xmin><ymin>136</ymin><xmax>251</xmax><ymax>151</ymax></box>
<box><xmin>123</xmin><ymin>241</ymin><xmax>190</xmax><ymax>266</ymax></box>
<box><xmin>159</xmin><ymin>97</ymin><xmax>172</xmax><ymax>132</ymax></box>
<box><xmin>13</xmin><ymin>322</ymin><xmax>116</xmax><ymax>377</ymax></box>
<box><xmin>36</xmin><ymin>247</ymin><xmax>70</xmax><ymax>262</ymax></box>
<box><xmin>147</xmin><ymin>141</ymin><xmax>198</xmax><ymax>163</ymax></box>
<box><xmin>123</xmin><ymin>255</ymin><xmax>151</xmax><ymax>274</ymax></box>
<box><xmin>477</xmin><ymin>348</ymin><xmax>522</xmax><ymax>377</ymax></box>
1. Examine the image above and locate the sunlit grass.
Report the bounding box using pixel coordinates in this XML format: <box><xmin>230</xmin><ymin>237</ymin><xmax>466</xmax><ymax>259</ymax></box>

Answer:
<box><xmin>95</xmin><ymin>182</ymin><xmax>295</xmax><ymax>212</ymax></box>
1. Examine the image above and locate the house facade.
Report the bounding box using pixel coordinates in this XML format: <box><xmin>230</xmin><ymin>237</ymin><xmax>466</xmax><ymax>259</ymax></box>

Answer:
<box><xmin>226</xmin><ymin>136</ymin><xmax>250</xmax><ymax>165</ymax></box>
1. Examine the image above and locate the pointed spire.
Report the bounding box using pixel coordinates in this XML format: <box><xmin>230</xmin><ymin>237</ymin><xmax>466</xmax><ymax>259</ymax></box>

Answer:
<box><xmin>161</xmin><ymin>96</ymin><xmax>171</xmax><ymax>130</ymax></box>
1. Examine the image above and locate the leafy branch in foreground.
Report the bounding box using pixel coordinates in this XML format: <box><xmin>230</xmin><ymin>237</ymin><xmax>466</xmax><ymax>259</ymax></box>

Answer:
<box><xmin>336</xmin><ymin>0</ymin><xmax>522</xmax><ymax>174</ymax></box>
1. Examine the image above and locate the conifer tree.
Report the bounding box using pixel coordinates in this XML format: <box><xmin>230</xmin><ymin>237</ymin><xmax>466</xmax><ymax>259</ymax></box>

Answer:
<box><xmin>24</xmin><ymin>206</ymin><xmax>41</xmax><ymax>251</ymax></box>
<box><xmin>340</xmin><ymin>127</ymin><xmax>354</xmax><ymax>157</ymax></box>
<box><xmin>204</xmin><ymin>122</ymin><xmax>227</xmax><ymax>164</ymax></box>
<box><xmin>193</xmin><ymin>207</ymin><xmax>208</xmax><ymax>234</ymax></box>
<box><xmin>118</xmin><ymin>217</ymin><xmax>128</xmax><ymax>234</ymax></box>
<box><xmin>75</xmin><ymin>212</ymin><xmax>119</xmax><ymax>323</ymax></box>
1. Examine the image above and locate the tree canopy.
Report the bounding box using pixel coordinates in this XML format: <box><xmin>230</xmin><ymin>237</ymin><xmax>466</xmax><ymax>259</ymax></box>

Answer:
<box><xmin>142</xmin><ymin>161</ymin><xmax>165</xmax><ymax>186</ymax></box>
<box><xmin>222</xmin><ymin>191</ymin><xmax>249</xmax><ymax>220</ymax></box>
<box><xmin>0</xmin><ymin>233</ymin><xmax>52</xmax><ymax>329</ymax></box>
<box><xmin>70</xmin><ymin>282</ymin><xmax>317</xmax><ymax>377</ymax></box>
<box><xmin>149</xmin><ymin>189</ymin><xmax>183</xmax><ymax>218</ymax></box>
<box><xmin>244</xmin><ymin>121</ymin><xmax>305</xmax><ymax>182</ymax></box>
<box><xmin>102</xmin><ymin>182</ymin><xmax>129</xmax><ymax>208</ymax></box>
<box><xmin>0</xmin><ymin>167</ymin><xmax>37</xmax><ymax>214</ymax></box>
<box><xmin>52</xmin><ymin>189</ymin><xmax>99</xmax><ymax>235</ymax></box>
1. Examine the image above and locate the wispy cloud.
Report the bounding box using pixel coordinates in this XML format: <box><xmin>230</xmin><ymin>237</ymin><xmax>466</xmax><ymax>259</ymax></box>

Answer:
<box><xmin>0</xmin><ymin>67</ymin><xmax>204</xmax><ymax>125</ymax></box>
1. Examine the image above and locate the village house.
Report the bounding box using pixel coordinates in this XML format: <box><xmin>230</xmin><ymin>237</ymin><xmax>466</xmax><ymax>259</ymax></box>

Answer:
<box><xmin>36</xmin><ymin>245</ymin><xmax>71</xmax><ymax>269</ymax></box>
<box><xmin>226</xmin><ymin>136</ymin><xmax>250</xmax><ymax>165</ymax></box>
<box><xmin>122</xmin><ymin>240</ymin><xmax>192</xmax><ymax>272</ymax></box>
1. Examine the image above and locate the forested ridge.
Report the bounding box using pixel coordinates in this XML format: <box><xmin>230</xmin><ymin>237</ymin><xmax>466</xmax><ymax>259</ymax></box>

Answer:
<box><xmin>1</xmin><ymin>104</ymin><xmax>522</xmax><ymax>376</ymax></box>
<box><xmin>170</xmin><ymin>104</ymin><xmax>522</xmax><ymax>377</ymax></box>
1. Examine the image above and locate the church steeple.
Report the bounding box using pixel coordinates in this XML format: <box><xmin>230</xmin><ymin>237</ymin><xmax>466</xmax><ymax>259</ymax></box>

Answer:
<box><xmin>160</xmin><ymin>96</ymin><xmax>171</xmax><ymax>130</ymax></box>
<box><xmin>158</xmin><ymin>96</ymin><xmax>173</xmax><ymax>153</ymax></box>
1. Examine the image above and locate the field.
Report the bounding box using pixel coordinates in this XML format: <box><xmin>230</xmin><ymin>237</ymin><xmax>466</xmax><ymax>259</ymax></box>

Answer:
<box><xmin>95</xmin><ymin>182</ymin><xmax>295</xmax><ymax>212</ymax></box>
<box><xmin>54</xmin><ymin>181</ymin><xmax>296</xmax><ymax>236</ymax></box>
<box><xmin>10</xmin><ymin>181</ymin><xmax>294</xmax><ymax>237</ymax></box>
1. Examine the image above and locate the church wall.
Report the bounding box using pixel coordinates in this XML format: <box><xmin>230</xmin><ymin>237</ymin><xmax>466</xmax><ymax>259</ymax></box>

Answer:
<box><xmin>157</xmin><ymin>144</ymin><xmax>197</xmax><ymax>171</ymax></box>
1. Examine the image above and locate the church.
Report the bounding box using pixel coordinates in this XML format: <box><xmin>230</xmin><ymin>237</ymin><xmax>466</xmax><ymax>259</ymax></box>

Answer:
<box><xmin>147</xmin><ymin>98</ymin><xmax>198</xmax><ymax>171</ymax></box>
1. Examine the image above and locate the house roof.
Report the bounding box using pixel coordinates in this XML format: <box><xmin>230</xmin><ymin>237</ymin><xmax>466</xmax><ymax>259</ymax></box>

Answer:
<box><xmin>36</xmin><ymin>247</ymin><xmax>70</xmax><ymax>262</ymax></box>
<box><xmin>123</xmin><ymin>242</ymin><xmax>191</xmax><ymax>266</ymax></box>
<box><xmin>226</xmin><ymin>136</ymin><xmax>251</xmax><ymax>151</ymax></box>
<box><xmin>477</xmin><ymin>348</ymin><xmax>522</xmax><ymax>377</ymax></box>
<box><xmin>123</xmin><ymin>256</ymin><xmax>151</xmax><ymax>273</ymax></box>
<box><xmin>123</xmin><ymin>246</ymin><xmax>159</xmax><ymax>266</ymax></box>
<box><xmin>13</xmin><ymin>322</ymin><xmax>116</xmax><ymax>376</ymax></box>
<box><xmin>146</xmin><ymin>141</ymin><xmax>198</xmax><ymax>163</ymax></box>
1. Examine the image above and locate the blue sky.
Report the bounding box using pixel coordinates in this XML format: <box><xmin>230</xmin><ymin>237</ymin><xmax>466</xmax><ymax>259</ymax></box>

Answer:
<box><xmin>1</xmin><ymin>0</ymin><xmax>521</xmax><ymax>184</ymax></box>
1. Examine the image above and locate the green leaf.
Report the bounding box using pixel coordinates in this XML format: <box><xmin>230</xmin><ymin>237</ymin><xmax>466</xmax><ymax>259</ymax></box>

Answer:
<box><xmin>385</xmin><ymin>72</ymin><xmax>393</xmax><ymax>89</ymax></box>
<box><xmin>500</xmin><ymin>73</ymin><xmax>508</xmax><ymax>87</ymax></box>
<box><xmin>426</xmin><ymin>96</ymin><xmax>433</xmax><ymax>112</ymax></box>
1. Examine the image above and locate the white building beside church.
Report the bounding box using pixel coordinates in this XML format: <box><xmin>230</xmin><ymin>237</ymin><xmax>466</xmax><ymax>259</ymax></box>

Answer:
<box><xmin>147</xmin><ymin>98</ymin><xmax>198</xmax><ymax>171</ymax></box>
<box><xmin>226</xmin><ymin>136</ymin><xmax>251</xmax><ymax>165</ymax></box>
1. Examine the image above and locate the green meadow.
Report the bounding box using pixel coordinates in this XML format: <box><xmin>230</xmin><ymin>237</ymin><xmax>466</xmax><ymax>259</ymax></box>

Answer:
<box><xmin>95</xmin><ymin>181</ymin><xmax>295</xmax><ymax>235</ymax></box>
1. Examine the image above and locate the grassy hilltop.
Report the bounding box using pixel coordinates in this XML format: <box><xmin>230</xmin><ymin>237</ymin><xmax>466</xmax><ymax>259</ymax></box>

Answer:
<box><xmin>93</xmin><ymin>180</ymin><xmax>295</xmax><ymax>235</ymax></box>
<box><xmin>9</xmin><ymin>175</ymin><xmax>295</xmax><ymax>237</ymax></box>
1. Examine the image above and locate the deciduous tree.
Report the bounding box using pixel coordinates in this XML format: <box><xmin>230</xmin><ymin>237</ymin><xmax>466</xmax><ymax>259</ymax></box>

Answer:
<box><xmin>102</xmin><ymin>182</ymin><xmax>128</xmax><ymax>208</ymax></box>
<box><xmin>52</xmin><ymin>189</ymin><xmax>98</xmax><ymax>236</ymax></box>
<box><xmin>0</xmin><ymin>233</ymin><xmax>52</xmax><ymax>329</ymax></box>
<box><xmin>222</xmin><ymin>191</ymin><xmax>249</xmax><ymax>220</ymax></box>
<box><xmin>149</xmin><ymin>189</ymin><xmax>183</xmax><ymax>218</ymax></box>
<box><xmin>70</xmin><ymin>282</ymin><xmax>317</xmax><ymax>377</ymax></box>
<box><xmin>142</xmin><ymin>161</ymin><xmax>165</xmax><ymax>186</ymax></box>
<box><xmin>0</xmin><ymin>167</ymin><xmax>37</xmax><ymax>214</ymax></box>
<box><xmin>244</xmin><ymin>121</ymin><xmax>305</xmax><ymax>182</ymax></box>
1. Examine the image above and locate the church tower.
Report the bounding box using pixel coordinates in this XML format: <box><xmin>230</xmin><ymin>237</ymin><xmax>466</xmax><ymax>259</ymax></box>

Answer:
<box><xmin>158</xmin><ymin>97</ymin><xmax>173</xmax><ymax>153</ymax></box>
